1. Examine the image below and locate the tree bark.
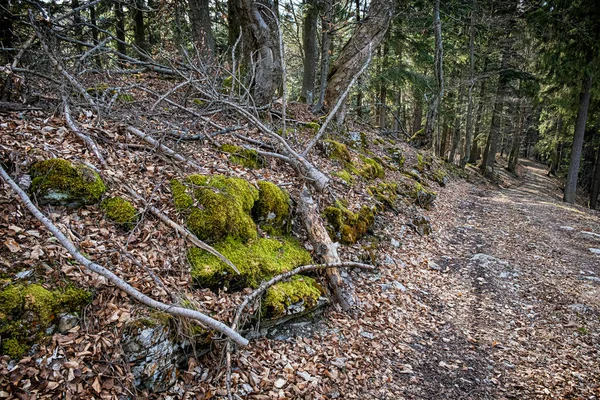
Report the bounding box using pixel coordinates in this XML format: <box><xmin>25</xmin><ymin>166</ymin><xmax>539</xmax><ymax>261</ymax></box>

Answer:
<box><xmin>590</xmin><ymin>144</ymin><xmax>600</xmax><ymax>210</ymax></box>
<box><xmin>132</xmin><ymin>0</ymin><xmax>147</xmax><ymax>52</ymax></box>
<box><xmin>424</xmin><ymin>0</ymin><xmax>444</xmax><ymax>149</ymax></box>
<box><xmin>461</xmin><ymin>0</ymin><xmax>476</xmax><ymax>167</ymax></box>
<box><xmin>469</xmin><ymin>78</ymin><xmax>486</xmax><ymax>164</ymax></box>
<box><xmin>481</xmin><ymin>50</ymin><xmax>510</xmax><ymax>178</ymax></box>
<box><xmin>314</xmin><ymin>0</ymin><xmax>332</xmax><ymax>113</ymax></box>
<box><xmin>300</xmin><ymin>0</ymin><xmax>319</xmax><ymax>103</ymax></box>
<box><xmin>189</xmin><ymin>0</ymin><xmax>215</xmax><ymax>61</ymax></box>
<box><xmin>448</xmin><ymin>84</ymin><xmax>465</xmax><ymax>164</ymax></box>
<box><xmin>564</xmin><ymin>72</ymin><xmax>593</xmax><ymax>204</ymax></box>
<box><xmin>412</xmin><ymin>92</ymin><xmax>423</xmax><ymax>134</ymax></box>
<box><xmin>115</xmin><ymin>1</ymin><xmax>127</xmax><ymax>61</ymax></box>
<box><xmin>507</xmin><ymin>102</ymin><xmax>525</xmax><ymax>173</ymax></box>
<box><xmin>297</xmin><ymin>187</ymin><xmax>356</xmax><ymax>311</ymax></box>
<box><xmin>324</xmin><ymin>0</ymin><xmax>394</xmax><ymax>109</ymax></box>
<box><xmin>228</xmin><ymin>0</ymin><xmax>282</xmax><ymax>105</ymax></box>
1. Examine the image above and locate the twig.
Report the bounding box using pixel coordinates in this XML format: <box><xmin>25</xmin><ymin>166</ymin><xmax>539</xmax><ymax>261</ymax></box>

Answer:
<box><xmin>0</xmin><ymin>165</ymin><xmax>249</xmax><ymax>347</ymax></box>
<box><xmin>63</xmin><ymin>98</ymin><xmax>107</xmax><ymax>167</ymax></box>
<box><xmin>124</xmin><ymin>186</ymin><xmax>241</xmax><ymax>275</ymax></box>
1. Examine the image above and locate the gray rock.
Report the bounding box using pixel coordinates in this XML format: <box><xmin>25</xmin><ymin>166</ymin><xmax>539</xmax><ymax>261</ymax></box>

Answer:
<box><xmin>582</xmin><ymin>276</ymin><xmax>600</xmax><ymax>283</ymax></box>
<box><xmin>122</xmin><ymin>319</ymin><xmax>187</xmax><ymax>392</ymax></box>
<box><xmin>589</xmin><ymin>248</ymin><xmax>600</xmax><ymax>255</ymax></box>
<box><xmin>383</xmin><ymin>254</ymin><xmax>396</xmax><ymax>266</ymax></box>
<box><xmin>469</xmin><ymin>254</ymin><xmax>509</xmax><ymax>269</ymax></box>
<box><xmin>360</xmin><ymin>331</ymin><xmax>375</xmax><ymax>339</ymax></box>
<box><xmin>568</xmin><ymin>304</ymin><xmax>590</xmax><ymax>314</ymax></box>
<box><xmin>412</xmin><ymin>215</ymin><xmax>432</xmax><ymax>236</ymax></box>
<box><xmin>579</xmin><ymin>231</ymin><xmax>600</xmax><ymax>241</ymax></box>
<box><xmin>391</xmin><ymin>238</ymin><xmax>401</xmax><ymax>248</ymax></box>
<box><xmin>559</xmin><ymin>226</ymin><xmax>574</xmax><ymax>231</ymax></box>
<box><xmin>57</xmin><ymin>313</ymin><xmax>79</xmax><ymax>333</ymax></box>
<box><xmin>15</xmin><ymin>270</ymin><xmax>34</xmax><ymax>280</ymax></box>
<box><xmin>428</xmin><ymin>260</ymin><xmax>441</xmax><ymax>271</ymax></box>
<box><xmin>392</xmin><ymin>281</ymin><xmax>407</xmax><ymax>292</ymax></box>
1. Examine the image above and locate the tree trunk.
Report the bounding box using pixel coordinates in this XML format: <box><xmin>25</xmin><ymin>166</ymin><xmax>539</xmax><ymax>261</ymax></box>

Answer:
<box><xmin>424</xmin><ymin>0</ymin><xmax>444</xmax><ymax>149</ymax></box>
<box><xmin>297</xmin><ymin>187</ymin><xmax>355</xmax><ymax>311</ymax></box>
<box><xmin>228</xmin><ymin>0</ymin><xmax>282</xmax><ymax>105</ymax></box>
<box><xmin>461</xmin><ymin>0</ymin><xmax>476</xmax><ymax>167</ymax></box>
<box><xmin>469</xmin><ymin>78</ymin><xmax>486</xmax><ymax>164</ymax></box>
<box><xmin>189</xmin><ymin>0</ymin><xmax>215</xmax><ymax>62</ymax></box>
<box><xmin>300</xmin><ymin>0</ymin><xmax>319</xmax><ymax>103</ymax></box>
<box><xmin>507</xmin><ymin>103</ymin><xmax>525</xmax><ymax>173</ymax></box>
<box><xmin>314</xmin><ymin>0</ymin><xmax>332</xmax><ymax>113</ymax></box>
<box><xmin>132</xmin><ymin>0</ymin><xmax>147</xmax><ymax>52</ymax></box>
<box><xmin>481</xmin><ymin>50</ymin><xmax>510</xmax><ymax>178</ymax></box>
<box><xmin>115</xmin><ymin>1</ymin><xmax>127</xmax><ymax>61</ymax></box>
<box><xmin>564</xmin><ymin>72</ymin><xmax>593</xmax><ymax>204</ymax></box>
<box><xmin>324</xmin><ymin>0</ymin><xmax>394</xmax><ymax>109</ymax></box>
<box><xmin>448</xmin><ymin>84</ymin><xmax>465</xmax><ymax>164</ymax></box>
<box><xmin>590</xmin><ymin>145</ymin><xmax>600</xmax><ymax>210</ymax></box>
<box><xmin>548</xmin><ymin>118</ymin><xmax>562</xmax><ymax>176</ymax></box>
<box><xmin>412</xmin><ymin>92</ymin><xmax>423</xmax><ymax>134</ymax></box>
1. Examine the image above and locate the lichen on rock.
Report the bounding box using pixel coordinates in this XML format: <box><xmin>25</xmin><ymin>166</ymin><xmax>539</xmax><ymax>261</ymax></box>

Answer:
<box><xmin>252</xmin><ymin>181</ymin><xmax>291</xmax><ymax>235</ymax></box>
<box><xmin>29</xmin><ymin>158</ymin><xmax>106</xmax><ymax>206</ymax></box>
<box><xmin>367</xmin><ymin>182</ymin><xmax>399</xmax><ymax>211</ymax></box>
<box><xmin>321</xmin><ymin>140</ymin><xmax>352</xmax><ymax>163</ymax></box>
<box><xmin>101</xmin><ymin>196</ymin><xmax>138</xmax><ymax>228</ymax></box>
<box><xmin>411</xmin><ymin>182</ymin><xmax>437</xmax><ymax>210</ymax></box>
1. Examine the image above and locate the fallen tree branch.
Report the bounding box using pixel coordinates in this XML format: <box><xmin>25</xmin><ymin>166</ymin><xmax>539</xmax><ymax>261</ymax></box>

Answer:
<box><xmin>63</xmin><ymin>99</ymin><xmax>107</xmax><ymax>167</ymax></box>
<box><xmin>124</xmin><ymin>185</ymin><xmax>240</xmax><ymax>275</ymax></box>
<box><xmin>0</xmin><ymin>165</ymin><xmax>248</xmax><ymax>347</ymax></box>
<box><xmin>126</xmin><ymin>126</ymin><xmax>208</xmax><ymax>172</ymax></box>
<box><xmin>297</xmin><ymin>185</ymin><xmax>356</xmax><ymax>311</ymax></box>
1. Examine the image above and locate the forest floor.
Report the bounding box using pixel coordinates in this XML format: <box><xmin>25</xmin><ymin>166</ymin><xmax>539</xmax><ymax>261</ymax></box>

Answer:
<box><xmin>1</xmin><ymin>107</ymin><xmax>599</xmax><ymax>399</ymax></box>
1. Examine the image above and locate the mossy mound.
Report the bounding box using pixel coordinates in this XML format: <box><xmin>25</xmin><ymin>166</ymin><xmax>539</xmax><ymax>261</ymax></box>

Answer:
<box><xmin>416</xmin><ymin>153</ymin><xmax>433</xmax><ymax>173</ymax></box>
<box><xmin>101</xmin><ymin>197</ymin><xmax>138</xmax><ymax>228</ymax></box>
<box><xmin>188</xmin><ymin>236</ymin><xmax>312</xmax><ymax>288</ymax></box>
<box><xmin>29</xmin><ymin>158</ymin><xmax>106</xmax><ymax>206</ymax></box>
<box><xmin>304</xmin><ymin>122</ymin><xmax>320</xmax><ymax>133</ymax></box>
<box><xmin>432</xmin><ymin>169</ymin><xmax>448</xmax><ymax>186</ymax></box>
<box><xmin>0</xmin><ymin>283</ymin><xmax>91</xmax><ymax>359</ymax></box>
<box><xmin>170</xmin><ymin>175</ymin><xmax>258</xmax><ymax>243</ymax></box>
<box><xmin>321</xmin><ymin>140</ymin><xmax>352</xmax><ymax>163</ymax></box>
<box><xmin>220</xmin><ymin>144</ymin><xmax>265</xmax><ymax>169</ymax></box>
<box><xmin>333</xmin><ymin>170</ymin><xmax>354</xmax><ymax>185</ymax></box>
<box><xmin>252</xmin><ymin>181</ymin><xmax>291</xmax><ymax>235</ymax></box>
<box><xmin>367</xmin><ymin>182</ymin><xmax>399</xmax><ymax>211</ymax></box>
<box><xmin>387</xmin><ymin>148</ymin><xmax>405</xmax><ymax>169</ymax></box>
<box><xmin>263</xmin><ymin>276</ymin><xmax>322</xmax><ymax>319</ymax></box>
<box><xmin>347</xmin><ymin>155</ymin><xmax>385</xmax><ymax>180</ymax></box>
<box><xmin>323</xmin><ymin>201</ymin><xmax>375</xmax><ymax>245</ymax></box>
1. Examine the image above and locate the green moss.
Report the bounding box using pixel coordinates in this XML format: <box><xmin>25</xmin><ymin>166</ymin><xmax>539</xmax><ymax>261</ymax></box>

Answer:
<box><xmin>333</xmin><ymin>170</ymin><xmax>354</xmax><ymax>185</ymax></box>
<box><xmin>252</xmin><ymin>181</ymin><xmax>291</xmax><ymax>235</ymax></box>
<box><xmin>432</xmin><ymin>169</ymin><xmax>447</xmax><ymax>186</ymax></box>
<box><xmin>170</xmin><ymin>179</ymin><xmax>194</xmax><ymax>210</ymax></box>
<box><xmin>416</xmin><ymin>153</ymin><xmax>432</xmax><ymax>173</ymax></box>
<box><xmin>387</xmin><ymin>148</ymin><xmax>405</xmax><ymax>169</ymax></box>
<box><xmin>173</xmin><ymin>175</ymin><xmax>259</xmax><ymax>243</ymax></box>
<box><xmin>29</xmin><ymin>159</ymin><xmax>106</xmax><ymax>206</ymax></box>
<box><xmin>220</xmin><ymin>144</ymin><xmax>265</xmax><ymax>169</ymax></box>
<box><xmin>192</xmin><ymin>98</ymin><xmax>206</xmax><ymax>106</ymax></box>
<box><xmin>411</xmin><ymin>183</ymin><xmax>437</xmax><ymax>210</ymax></box>
<box><xmin>263</xmin><ymin>276</ymin><xmax>322</xmax><ymax>318</ymax></box>
<box><xmin>322</xmin><ymin>140</ymin><xmax>352</xmax><ymax>163</ymax></box>
<box><xmin>356</xmin><ymin>156</ymin><xmax>385</xmax><ymax>180</ymax></box>
<box><xmin>0</xmin><ymin>283</ymin><xmax>91</xmax><ymax>359</ymax></box>
<box><xmin>223</xmin><ymin>76</ymin><xmax>233</xmax><ymax>89</ymax></box>
<box><xmin>101</xmin><ymin>197</ymin><xmax>138</xmax><ymax>228</ymax></box>
<box><xmin>86</xmin><ymin>83</ymin><xmax>110</xmax><ymax>95</ymax></box>
<box><xmin>188</xmin><ymin>236</ymin><xmax>312</xmax><ymax>288</ymax></box>
<box><xmin>118</xmin><ymin>93</ymin><xmax>135</xmax><ymax>102</ymax></box>
<box><xmin>304</xmin><ymin>122</ymin><xmax>320</xmax><ymax>133</ymax></box>
<box><xmin>367</xmin><ymin>182</ymin><xmax>399</xmax><ymax>211</ymax></box>
<box><xmin>323</xmin><ymin>201</ymin><xmax>375</xmax><ymax>245</ymax></box>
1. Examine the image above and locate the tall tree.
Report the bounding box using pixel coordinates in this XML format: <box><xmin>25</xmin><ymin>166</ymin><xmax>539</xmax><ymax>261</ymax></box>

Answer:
<box><xmin>300</xmin><ymin>0</ymin><xmax>320</xmax><ymax>103</ymax></box>
<box><xmin>424</xmin><ymin>0</ymin><xmax>444</xmax><ymax>152</ymax></box>
<box><xmin>189</xmin><ymin>0</ymin><xmax>215</xmax><ymax>61</ymax></box>
<box><xmin>324</xmin><ymin>0</ymin><xmax>395</xmax><ymax>109</ymax></box>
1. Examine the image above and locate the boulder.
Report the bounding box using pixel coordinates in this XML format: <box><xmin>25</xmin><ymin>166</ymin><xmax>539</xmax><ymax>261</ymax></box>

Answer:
<box><xmin>412</xmin><ymin>215</ymin><xmax>432</xmax><ymax>236</ymax></box>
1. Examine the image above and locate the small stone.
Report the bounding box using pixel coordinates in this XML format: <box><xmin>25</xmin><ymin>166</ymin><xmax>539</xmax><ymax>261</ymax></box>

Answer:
<box><xmin>297</xmin><ymin>371</ymin><xmax>317</xmax><ymax>382</ymax></box>
<box><xmin>360</xmin><ymin>331</ymin><xmax>375</xmax><ymax>339</ymax></box>
<box><xmin>582</xmin><ymin>276</ymin><xmax>600</xmax><ymax>283</ymax></box>
<box><xmin>412</xmin><ymin>215</ymin><xmax>432</xmax><ymax>236</ymax></box>
<box><xmin>568</xmin><ymin>304</ymin><xmax>589</xmax><ymax>314</ymax></box>
<box><xmin>559</xmin><ymin>226</ymin><xmax>574</xmax><ymax>231</ymax></box>
<box><xmin>589</xmin><ymin>248</ymin><xmax>600</xmax><ymax>255</ymax></box>
<box><xmin>273</xmin><ymin>378</ymin><xmax>286</xmax><ymax>389</ymax></box>
<box><xmin>392</xmin><ymin>281</ymin><xmax>407</xmax><ymax>292</ymax></box>
<box><xmin>15</xmin><ymin>270</ymin><xmax>33</xmax><ymax>280</ymax></box>
<box><xmin>384</xmin><ymin>254</ymin><xmax>396</xmax><ymax>266</ymax></box>
<box><xmin>58</xmin><ymin>313</ymin><xmax>79</xmax><ymax>333</ymax></box>
<box><xmin>579</xmin><ymin>231</ymin><xmax>600</xmax><ymax>240</ymax></box>
<box><xmin>331</xmin><ymin>357</ymin><xmax>347</xmax><ymax>368</ymax></box>
<box><xmin>391</xmin><ymin>238</ymin><xmax>400</xmax><ymax>248</ymax></box>
<box><xmin>239</xmin><ymin>383</ymin><xmax>253</xmax><ymax>395</ymax></box>
<box><xmin>428</xmin><ymin>260</ymin><xmax>441</xmax><ymax>271</ymax></box>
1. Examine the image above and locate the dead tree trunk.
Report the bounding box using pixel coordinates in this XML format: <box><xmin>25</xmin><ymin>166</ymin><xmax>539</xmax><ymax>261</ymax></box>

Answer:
<box><xmin>297</xmin><ymin>186</ymin><xmax>356</xmax><ymax>311</ymax></box>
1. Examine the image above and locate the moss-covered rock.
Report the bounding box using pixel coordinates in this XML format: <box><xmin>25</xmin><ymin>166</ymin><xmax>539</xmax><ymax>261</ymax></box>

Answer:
<box><xmin>171</xmin><ymin>175</ymin><xmax>258</xmax><ymax>243</ymax></box>
<box><xmin>387</xmin><ymin>148</ymin><xmax>405</xmax><ymax>169</ymax></box>
<box><xmin>416</xmin><ymin>153</ymin><xmax>432</xmax><ymax>173</ymax></box>
<box><xmin>304</xmin><ymin>122</ymin><xmax>320</xmax><ymax>133</ymax></box>
<box><xmin>188</xmin><ymin>236</ymin><xmax>312</xmax><ymax>288</ymax></box>
<box><xmin>101</xmin><ymin>197</ymin><xmax>138</xmax><ymax>228</ymax></box>
<box><xmin>367</xmin><ymin>182</ymin><xmax>399</xmax><ymax>211</ymax></box>
<box><xmin>220</xmin><ymin>143</ymin><xmax>265</xmax><ymax>169</ymax></box>
<box><xmin>333</xmin><ymin>170</ymin><xmax>354</xmax><ymax>185</ymax></box>
<box><xmin>432</xmin><ymin>169</ymin><xmax>448</xmax><ymax>186</ymax></box>
<box><xmin>321</xmin><ymin>140</ymin><xmax>352</xmax><ymax>163</ymax></box>
<box><xmin>0</xmin><ymin>283</ymin><xmax>91</xmax><ymax>359</ymax></box>
<box><xmin>252</xmin><ymin>181</ymin><xmax>291</xmax><ymax>235</ymax></box>
<box><xmin>411</xmin><ymin>183</ymin><xmax>437</xmax><ymax>210</ymax></box>
<box><xmin>29</xmin><ymin>158</ymin><xmax>106</xmax><ymax>206</ymax></box>
<box><xmin>263</xmin><ymin>276</ymin><xmax>322</xmax><ymax>319</ymax></box>
<box><xmin>323</xmin><ymin>201</ymin><xmax>375</xmax><ymax>245</ymax></box>
<box><xmin>355</xmin><ymin>155</ymin><xmax>385</xmax><ymax>180</ymax></box>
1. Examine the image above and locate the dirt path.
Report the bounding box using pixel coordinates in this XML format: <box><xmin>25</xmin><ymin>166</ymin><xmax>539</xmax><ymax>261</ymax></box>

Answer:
<box><xmin>397</xmin><ymin>160</ymin><xmax>600</xmax><ymax>399</ymax></box>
